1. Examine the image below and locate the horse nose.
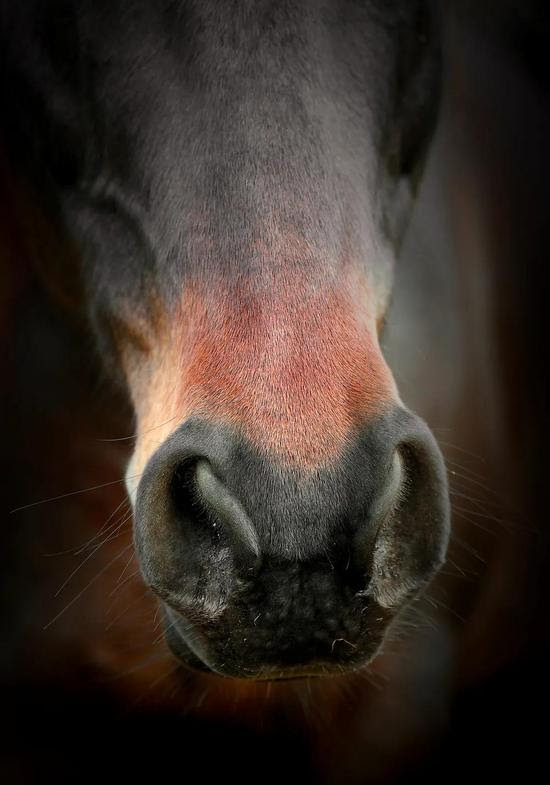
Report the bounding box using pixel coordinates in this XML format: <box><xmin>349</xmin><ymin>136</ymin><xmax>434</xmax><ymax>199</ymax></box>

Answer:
<box><xmin>133</xmin><ymin>411</ymin><xmax>449</xmax><ymax>677</ymax></box>
<box><xmin>193</xmin><ymin>459</ymin><xmax>261</xmax><ymax>574</ymax></box>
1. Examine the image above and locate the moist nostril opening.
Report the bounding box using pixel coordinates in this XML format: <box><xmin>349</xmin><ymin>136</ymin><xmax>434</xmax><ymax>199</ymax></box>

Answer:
<box><xmin>374</xmin><ymin>449</ymin><xmax>404</xmax><ymax>525</ymax></box>
<box><xmin>169</xmin><ymin>458</ymin><xmax>261</xmax><ymax>576</ymax></box>
<box><xmin>195</xmin><ymin>459</ymin><xmax>261</xmax><ymax>573</ymax></box>
<box><xmin>354</xmin><ymin>448</ymin><xmax>403</xmax><ymax>570</ymax></box>
<box><xmin>366</xmin><ymin>426</ymin><xmax>451</xmax><ymax>609</ymax></box>
<box><xmin>170</xmin><ymin>458</ymin><xmax>213</xmax><ymax>534</ymax></box>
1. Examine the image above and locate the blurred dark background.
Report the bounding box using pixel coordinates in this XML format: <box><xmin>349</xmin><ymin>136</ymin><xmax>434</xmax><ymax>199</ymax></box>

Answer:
<box><xmin>1</xmin><ymin>2</ymin><xmax>549</xmax><ymax>783</ymax></box>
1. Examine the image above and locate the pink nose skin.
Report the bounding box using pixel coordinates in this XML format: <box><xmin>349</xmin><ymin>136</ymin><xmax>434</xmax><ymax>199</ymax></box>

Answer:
<box><xmin>122</xmin><ymin>270</ymin><xmax>398</xmax><ymax>485</ymax></box>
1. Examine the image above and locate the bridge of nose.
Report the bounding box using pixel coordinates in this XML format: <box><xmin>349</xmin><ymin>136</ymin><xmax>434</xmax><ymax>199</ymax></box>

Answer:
<box><xmin>126</xmin><ymin>275</ymin><xmax>398</xmax><ymax>482</ymax></box>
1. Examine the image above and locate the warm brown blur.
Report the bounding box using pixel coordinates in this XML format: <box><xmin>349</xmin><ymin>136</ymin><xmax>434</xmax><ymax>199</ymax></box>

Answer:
<box><xmin>1</xmin><ymin>3</ymin><xmax>549</xmax><ymax>784</ymax></box>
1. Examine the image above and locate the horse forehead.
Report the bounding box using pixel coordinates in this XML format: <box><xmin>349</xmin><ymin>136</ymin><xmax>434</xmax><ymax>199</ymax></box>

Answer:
<box><xmin>65</xmin><ymin>1</ymin><xmax>403</xmax><ymax>270</ymax></box>
<box><xmin>82</xmin><ymin>0</ymin><xmax>394</xmax><ymax>154</ymax></box>
<box><xmin>86</xmin><ymin>0</ymin><xmax>396</xmax><ymax>63</ymax></box>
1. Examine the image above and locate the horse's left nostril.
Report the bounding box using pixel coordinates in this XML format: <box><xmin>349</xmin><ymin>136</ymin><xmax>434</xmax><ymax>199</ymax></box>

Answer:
<box><xmin>364</xmin><ymin>422</ymin><xmax>451</xmax><ymax>610</ymax></box>
<box><xmin>354</xmin><ymin>449</ymin><xmax>403</xmax><ymax>569</ymax></box>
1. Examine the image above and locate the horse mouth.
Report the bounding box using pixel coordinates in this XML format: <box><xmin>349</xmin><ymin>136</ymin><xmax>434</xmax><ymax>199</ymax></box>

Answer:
<box><xmin>158</xmin><ymin>588</ymin><xmax>392</xmax><ymax>681</ymax></box>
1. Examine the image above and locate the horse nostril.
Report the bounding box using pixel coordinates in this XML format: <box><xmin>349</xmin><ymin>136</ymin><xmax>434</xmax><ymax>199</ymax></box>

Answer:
<box><xmin>168</xmin><ymin>457</ymin><xmax>261</xmax><ymax>577</ymax></box>
<box><xmin>354</xmin><ymin>449</ymin><xmax>403</xmax><ymax>568</ymax></box>
<box><xmin>365</xmin><ymin>425</ymin><xmax>450</xmax><ymax>610</ymax></box>
<box><xmin>194</xmin><ymin>459</ymin><xmax>261</xmax><ymax>575</ymax></box>
<box><xmin>170</xmin><ymin>458</ymin><xmax>204</xmax><ymax>525</ymax></box>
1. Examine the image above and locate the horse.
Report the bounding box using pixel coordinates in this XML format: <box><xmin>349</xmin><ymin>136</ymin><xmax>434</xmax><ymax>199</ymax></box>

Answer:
<box><xmin>1</xmin><ymin>2</ymin><xmax>548</xmax><ymax>783</ymax></box>
<box><xmin>1</xmin><ymin>0</ymin><xmax>450</xmax><ymax>680</ymax></box>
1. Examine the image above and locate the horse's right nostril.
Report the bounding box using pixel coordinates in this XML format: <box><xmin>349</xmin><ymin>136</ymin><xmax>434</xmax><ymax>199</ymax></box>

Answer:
<box><xmin>166</xmin><ymin>456</ymin><xmax>262</xmax><ymax>582</ymax></box>
<box><xmin>135</xmin><ymin>432</ymin><xmax>263</xmax><ymax>614</ymax></box>
<box><xmin>193</xmin><ymin>459</ymin><xmax>261</xmax><ymax>574</ymax></box>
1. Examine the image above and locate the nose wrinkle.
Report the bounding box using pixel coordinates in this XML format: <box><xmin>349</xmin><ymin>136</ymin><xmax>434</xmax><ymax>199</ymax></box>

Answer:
<box><xmin>195</xmin><ymin>459</ymin><xmax>261</xmax><ymax>574</ymax></box>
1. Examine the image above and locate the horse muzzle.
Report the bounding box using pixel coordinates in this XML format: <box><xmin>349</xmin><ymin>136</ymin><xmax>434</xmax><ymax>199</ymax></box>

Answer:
<box><xmin>133</xmin><ymin>407</ymin><xmax>450</xmax><ymax>679</ymax></box>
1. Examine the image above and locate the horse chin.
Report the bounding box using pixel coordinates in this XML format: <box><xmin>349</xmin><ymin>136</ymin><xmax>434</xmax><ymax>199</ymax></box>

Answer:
<box><xmin>164</xmin><ymin>628</ymin><xmax>353</xmax><ymax>681</ymax></box>
<box><xmin>162</xmin><ymin>605</ymin><xmax>384</xmax><ymax>682</ymax></box>
<box><xmin>163</xmin><ymin>619</ymin><xmax>214</xmax><ymax>676</ymax></box>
